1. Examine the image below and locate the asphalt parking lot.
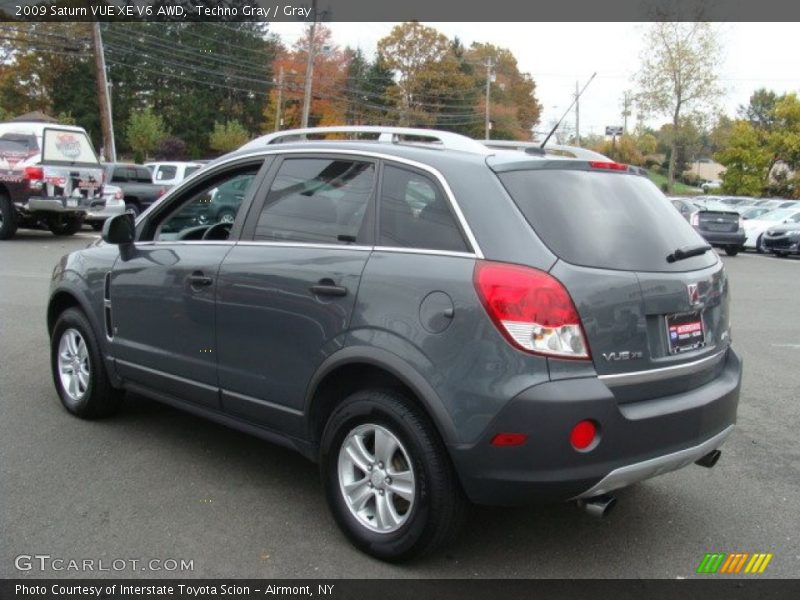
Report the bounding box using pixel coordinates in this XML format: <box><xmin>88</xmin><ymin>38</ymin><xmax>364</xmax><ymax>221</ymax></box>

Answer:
<box><xmin>1</xmin><ymin>231</ymin><xmax>799</xmax><ymax>579</ymax></box>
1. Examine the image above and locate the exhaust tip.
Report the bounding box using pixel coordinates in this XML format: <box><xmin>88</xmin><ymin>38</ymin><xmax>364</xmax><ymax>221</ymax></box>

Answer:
<box><xmin>578</xmin><ymin>494</ymin><xmax>617</xmax><ymax>518</ymax></box>
<box><xmin>695</xmin><ymin>449</ymin><xmax>722</xmax><ymax>469</ymax></box>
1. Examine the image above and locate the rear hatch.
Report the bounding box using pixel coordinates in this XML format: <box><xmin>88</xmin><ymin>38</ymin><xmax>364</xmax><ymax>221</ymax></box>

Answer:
<box><xmin>39</xmin><ymin>127</ymin><xmax>104</xmax><ymax>202</ymax></box>
<box><xmin>694</xmin><ymin>209</ymin><xmax>740</xmax><ymax>234</ymax></box>
<box><xmin>492</xmin><ymin>159</ymin><xmax>730</xmax><ymax>402</ymax></box>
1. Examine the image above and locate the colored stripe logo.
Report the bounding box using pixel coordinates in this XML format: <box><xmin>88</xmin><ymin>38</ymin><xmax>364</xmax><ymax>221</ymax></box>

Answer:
<box><xmin>697</xmin><ymin>552</ymin><xmax>773</xmax><ymax>574</ymax></box>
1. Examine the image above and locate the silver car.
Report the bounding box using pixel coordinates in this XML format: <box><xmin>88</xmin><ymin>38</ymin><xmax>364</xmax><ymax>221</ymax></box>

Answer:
<box><xmin>85</xmin><ymin>184</ymin><xmax>126</xmax><ymax>231</ymax></box>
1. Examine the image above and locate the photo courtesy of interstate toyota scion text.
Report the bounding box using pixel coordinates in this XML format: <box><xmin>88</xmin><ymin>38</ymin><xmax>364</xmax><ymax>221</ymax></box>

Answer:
<box><xmin>46</xmin><ymin>126</ymin><xmax>741</xmax><ymax>561</ymax></box>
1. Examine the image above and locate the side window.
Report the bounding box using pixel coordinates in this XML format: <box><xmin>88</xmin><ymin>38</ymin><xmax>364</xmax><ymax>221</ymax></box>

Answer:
<box><xmin>253</xmin><ymin>158</ymin><xmax>375</xmax><ymax>244</ymax></box>
<box><xmin>791</xmin><ymin>213</ymin><xmax>800</xmax><ymax>223</ymax></box>
<box><xmin>135</xmin><ymin>167</ymin><xmax>152</xmax><ymax>183</ymax></box>
<box><xmin>155</xmin><ymin>166</ymin><xmax>177</xmax><ymax>181</ymax></box>
<box><xmin>185</xmin><ymin>165</ymin><xmax>201</xmax><ymax>178</ymax></box>
<box><xmin>154</xmin><ymin>167</ymin><xmax>259</xmax><ymax>241</ymax></box>
<box><xmin>110</xmin><ymin>167</ymin><xmax>126</xmax><ymax>183</ymax></box>
<box><xmin>379</xmin><ymin>165</ymin><xmax>469</xmax><ymax>253</ymax></box>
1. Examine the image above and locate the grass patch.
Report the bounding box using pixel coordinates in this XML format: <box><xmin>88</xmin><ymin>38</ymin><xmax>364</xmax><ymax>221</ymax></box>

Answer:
<box><xmin>647</xmin><ymin>171</ymin><xmax>703</xmax><ymax>196</ymax></box>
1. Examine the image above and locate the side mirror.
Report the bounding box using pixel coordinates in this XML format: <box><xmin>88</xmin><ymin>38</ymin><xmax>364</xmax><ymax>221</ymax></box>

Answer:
<box><xmin>102</xmin><ymin>212</ymin><xmax>135</xmax><ymax>245</ymax></box>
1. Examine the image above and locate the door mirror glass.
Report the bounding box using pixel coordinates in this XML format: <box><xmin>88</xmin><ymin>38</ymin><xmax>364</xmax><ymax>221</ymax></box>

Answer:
<box><xmin>102</xmin><ymin>212</ymin><xmax>135</xmax><ymax>245</ymax></box>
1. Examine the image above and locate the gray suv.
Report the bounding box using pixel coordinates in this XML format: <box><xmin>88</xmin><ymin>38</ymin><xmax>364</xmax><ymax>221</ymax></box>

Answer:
<box><xmin>47</xmin><ymin>127</ymin><xmax>741</xmax><ymax>561</ymax></box>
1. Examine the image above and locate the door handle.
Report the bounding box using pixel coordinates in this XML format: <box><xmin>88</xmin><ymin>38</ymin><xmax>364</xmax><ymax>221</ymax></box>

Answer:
<box><xmin>188</xmin><ymin>272</ymin><xmax>213</xmax><ymax>287</ymax></box>
<box><xmin>310</xmin><ymin>278</ymin><xmax>347</xmax><ymax>297</ymax></box>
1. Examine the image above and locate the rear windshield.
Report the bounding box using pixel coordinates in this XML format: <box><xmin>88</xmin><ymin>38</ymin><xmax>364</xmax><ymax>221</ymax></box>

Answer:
<box><xmin>42</xmin><ymin>128</ymin><xmax>99</xmax><ymax>166</ymax></box>
<box><xmin>497</xmin><ymin>169</ymin><xmax>717</xmax><ymax>272</ymax></box>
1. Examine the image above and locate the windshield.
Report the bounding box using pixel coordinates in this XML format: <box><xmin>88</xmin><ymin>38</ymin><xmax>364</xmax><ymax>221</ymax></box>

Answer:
<box><xmin>41</xmin><ymin>128</ymin><xmax>99</xmax><ymax>166</ymax></box>
<box><xmin>497</xmin><ymin>169</ymin><xmax>716</xmax><ymax>272</ymax></box>
<box><xmin>759</xmin><ymin>209</ymin><xmax>796</xmax><ymax>221</ymax></box>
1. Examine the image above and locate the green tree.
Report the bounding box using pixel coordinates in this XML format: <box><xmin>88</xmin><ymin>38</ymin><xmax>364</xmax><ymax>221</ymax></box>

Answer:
<box><xmin>209</xmin><ymin>120</ymin><xmax>250</xmax><ymax>154</ymax></box>
<box><xmin>715</xmin><ymin>121</ymin><xmax>772</xmax><ymax>196</ymax></box>
<box><xmin>126</xmin><ymin>108</ymin><xmax>168</xmax><ymax>162</ymax></box>
<box><xmin>636</xmin><ymin>22</ymin><xmax>723</xmax><ymax>192</ymax></box>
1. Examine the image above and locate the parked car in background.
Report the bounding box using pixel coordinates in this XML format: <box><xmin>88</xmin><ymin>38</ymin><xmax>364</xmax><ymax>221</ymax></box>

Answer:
<box><xmin>762</xmin><ymin>222</ymin><xmax>800</xmax><ymax>257</ymax></box>
<box><xmin>701</xmin><ymin>179</ymin><xmax>722</xmax><ymax>192</ymax></box>
<box><xmin>145</xmin><ymin>161</ymin><xmax>204</xmax><ymax>187</ymax></box>
<box><xmin>742</xmin><ymin>208</ymin><xmax>800</xmax><ymax>251</ymax></box>
<box><xmin>0</xmin><ymin>121</ymin><xmax>105</xmax><ymax>239</ymax></box>
<box><xmin>47</xmin><ymin>126</ymin><xmax>740</xmax><ymax>561</ymax></box>
<box><xmin>102</xmin><ymin>162</ymin><xmax>168</xmax><ymax>216</ymax></box>
<box><xmin>85</xmin><ymin>184</ymin><xmax>126</xmax><ymax>231</ymax></box>
<box><xmin>740</xmin><ymin>206</ymin><xmax>773</xmax><ymax>221</ymax></box>
<box><xmin>671</xmin><ymin>197</ymin><xmax>745</xmax><ymax>256</ymax></box>
<box><xmin>776</xmin><ymin>200</ymin><xmax>800</xmax><ymax>209</ymax></box>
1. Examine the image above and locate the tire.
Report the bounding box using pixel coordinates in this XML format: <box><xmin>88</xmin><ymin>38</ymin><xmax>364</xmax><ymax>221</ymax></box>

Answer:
<box><xmin>775</xmin><ymin>252</ymin><xmax>789</xmax><ymax>258</ymax></box>
<box><xmin>125</xmin><ymin>202</ymin><xmax>140</xmax><ymax>217</ymax></box>
<box><xmin>50</xmin><ymin>307</ymin><xmax>123</xmax><ymax>419</ymax></box>
<box><xmin>48</xmin><ymin>215</ymin><xmax>83</xmax><ymax>236</ymax></box>
<box><xmin>0</xmin><ymin>192</ymin><xmax>18</xmax><ymax>240</ymax></box>
<box><xmin>320</xmin><ymin>389</ymin><xmax>466</xmax><ymax>561</ymax></box>
<box><xmin>724</xmin><ymin>245</ymin><xmax>739</xmax><ymax>256</ymax></box>
<box><xmin>756</xmin><ymin>234</ymin><xmax>764</xmax><ymax>253</ymax></box>
<box><xmin>90</xmin><ymin>221</ymin><xmax>104</xmax><ymax>232</ymax></box>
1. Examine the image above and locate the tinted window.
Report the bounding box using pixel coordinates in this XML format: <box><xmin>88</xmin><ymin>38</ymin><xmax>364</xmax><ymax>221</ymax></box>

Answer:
<box><xmin>253</xmin><ymin>158</ymin><xmax>374</xmax><ymax>244</ymax></box>
<box><xmin>155</xmin><ymin>166</ymin><xmax>177</xmax><ymax>181</ymax></box>
<box><xmin>109</xmin><ymin>167</ymin><xmax>129</xmax><ymax>183</ymax></box>
<box><xmin>379</xmin><ymin>165</ymin><xmax>468</xmax><ymax>253</ymax></box>
<box><xmin>156</xmin><ymin>169</ymin><xmax>259</xmax><ymax>241</ymax></box>
<box><xmin>498</xmin><ymin>169</ymin><xmax>716</xmax><ymax>272</ymax></box>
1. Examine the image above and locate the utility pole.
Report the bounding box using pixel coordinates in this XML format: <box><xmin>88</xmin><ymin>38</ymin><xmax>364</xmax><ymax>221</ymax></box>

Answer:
<box><xmin>622</xmin><ymin>90</ymin><xmax>633</xmax><ymax>134</ymax></box>
<box><xmin>92</xmin><ymin>22</ymin><xmax>115</xmax><ymax>162</ymax></box>
<box><xmin>484</xmin><ymin>57</ymin><xmax>494</xmax><ymax>140</ymax></box>
<box><xmin>574</xmin><ymin>80</ymin><xmax>580</xmax><ymax>146</ymax></box>
<box><xmin>300</xmin><ymin>0</ymin><xmax>318</xmax><ymax>129</ymax></box>
<box><xmin>274</xmin><ymin>66</ymin><xmax>284</xmax><ymax>132</ymax></box>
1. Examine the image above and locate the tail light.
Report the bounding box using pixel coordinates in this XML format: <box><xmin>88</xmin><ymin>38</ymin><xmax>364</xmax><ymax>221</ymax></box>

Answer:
<box><xmin>690</xmin><ymin>212</ymin><xmax>700</xmax><ymax>226</ymax></box>
<box><xmin>114</xmin><ymin>189</ymin><xmax>123</xmax><ymax>200</ymax></box>
<box><xmin>158</xmin><ymin>187</ymin><xmax>167</xmax><ymax>197</ymax></box>
<box><xmin>473</xmin><ymin>261</ymin><xmax>590</xmax><ymax>359</ymax></box>
<box><xmin>23</xmin><ymin>166</ymin><xmax>43</xmax><ymax>181</ymax></box>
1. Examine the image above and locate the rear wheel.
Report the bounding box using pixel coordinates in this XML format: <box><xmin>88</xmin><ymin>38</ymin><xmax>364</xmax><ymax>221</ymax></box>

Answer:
<box><xmin>90</xmin><ymin>221</ymin><xmax>104</xmax><ymax>232</ymax></box>
<box><xmin>48</xmin><ymin>215</ymin><xmax>83</xmax><ymax>236</ymax></box>
<box><xmin>0</xmin><ymin>192</ymin><xmax>18</xmax><ymax>240</ymax></box>
<box><xmin>756</xmin><ymin>234</ymin><xmax>765</xmax><ymax>253</ymax></box>
<box><xmin>125</xmin><ymin>202</ymin><xmax>140</xmax><ymax>217</ymax></box>
<box><xmin>724</xmin><ymin>245</ymin><xmax>739</xmax><ymax>256</ymax></box>
<box><xmin>320</xmin><ymin>389</ymin><xmax>466</xmax><ymax>562</ymax></box>
<box><xmin>50</xmin><ymin>308</ymin><xmax>123</xmax><ymax>418</ymax></box>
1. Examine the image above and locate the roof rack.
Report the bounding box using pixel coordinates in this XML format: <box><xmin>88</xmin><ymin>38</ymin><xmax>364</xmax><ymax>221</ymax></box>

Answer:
<box><xmin>482</xmin><ymin>140</ymin><xmax>611</xmax><ymax>161</ymax></box>
<box><xmin>240</xmin><ymin>126</ymin><xmax>491</xmax><ymax>155</ymax></box>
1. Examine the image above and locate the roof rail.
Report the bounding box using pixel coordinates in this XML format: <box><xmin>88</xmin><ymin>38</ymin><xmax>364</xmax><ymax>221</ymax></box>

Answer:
<box><xmin>240</xmin><ymin>126</ymin><xmax>491</xmax><ymax>155</ymax></box>
<box><xmin>482</xmin><ymin>140</ymin><xmax>611</xmax><ymax>161</ymax></box>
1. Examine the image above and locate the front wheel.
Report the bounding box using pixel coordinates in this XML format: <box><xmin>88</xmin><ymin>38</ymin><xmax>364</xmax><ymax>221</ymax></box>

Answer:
<box><xmin>51</xmin><ymin>308</ymin><xmax>123</xmax><ymax>418</ymax></box>
<box><xmin>320</xmin><ymin>389</ymin><xmax>466</xmax><ymax>561</ymax></box>
<box><xmin>756</xmin><ymin>234</ymin><xmax>765</xmax><ymax>253</ymax></box>
<box><xmin>724</xmin><ymin>245</ymin><xmax>740</xmax><ymax>256</ymax></box>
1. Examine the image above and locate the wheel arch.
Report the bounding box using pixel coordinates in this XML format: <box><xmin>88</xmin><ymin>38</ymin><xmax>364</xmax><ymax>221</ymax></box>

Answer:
<box><xmin>304</xmin><ymin>346</ymin><xmax>459</xmax><ymax>451</ymax></box>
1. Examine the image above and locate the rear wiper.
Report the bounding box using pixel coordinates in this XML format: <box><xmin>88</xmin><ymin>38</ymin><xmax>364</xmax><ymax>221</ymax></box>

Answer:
<box><xmin>666</xmin><ymin>244</ymin><xmax>712</xmax><ymax>263</ymax></box>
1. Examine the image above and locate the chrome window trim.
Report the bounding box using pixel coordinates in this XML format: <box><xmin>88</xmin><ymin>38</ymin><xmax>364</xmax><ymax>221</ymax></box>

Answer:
<box><xmin>597</xmin><ymin>348</ymin><xmax>728</xmax><ymax>388</ymax></box>
<box><xmin>146</xmin><ymin>147</ymin><xmax>485</xmax><ymax>259</ymax></box>
<box><xmin>373</xmin><ymin>246</ymin><xmax>476</xmax><ymax>259</ymax></box>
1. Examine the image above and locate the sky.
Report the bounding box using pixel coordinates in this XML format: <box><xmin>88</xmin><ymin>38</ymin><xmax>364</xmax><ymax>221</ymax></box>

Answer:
<box><xmin>267</xmin><ymin>21</ymin><xmax>800</xmax><ymax>139</ymax></box>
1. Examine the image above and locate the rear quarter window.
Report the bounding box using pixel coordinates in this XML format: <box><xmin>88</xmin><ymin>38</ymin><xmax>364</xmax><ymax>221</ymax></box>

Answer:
<box><xmin>497</xmin><ymin>169</ymin><xmax>717</xmax><ymax>272</ymax></box>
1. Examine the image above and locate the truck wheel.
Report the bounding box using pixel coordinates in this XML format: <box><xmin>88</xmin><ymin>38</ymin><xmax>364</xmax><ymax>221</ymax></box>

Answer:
<box><xmin>51</xmin><ymin>307</ymin><xmax>123</xmax><ymax>418</ymax></box>
<box><xmin>125</xmin><ymin>202</ymin><xmax>140</xmax><ymax>217</ymax></box>
<box><xmin>724</xmin><ymin>246</ymin><xmax>739</xmax><ymax>256</ymax></box>
<box><xmin>0</xmin><ymin>192</ymin><xmax>18</xmax><ymax>240</ymax></box>
<box><xmin>320</xmin><ymin>389</ymin><xmax>467</xmax><ymax>561</ymax></box>
<box><xmin>48</xmin><ymin>215</ymin><xmax>83</xmax><ymax>236</ymax></box>
<box><xmin>90</xmin><ymin>222</ymin><xmax>104</xmax><ymax>232</ymax></box>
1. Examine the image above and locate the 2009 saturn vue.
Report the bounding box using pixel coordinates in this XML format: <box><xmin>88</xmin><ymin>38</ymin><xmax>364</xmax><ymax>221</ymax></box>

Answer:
<box><xmin>47</xmin><ymin>127</ymin><xmax>741</xmax><ymax>561</ymax></box>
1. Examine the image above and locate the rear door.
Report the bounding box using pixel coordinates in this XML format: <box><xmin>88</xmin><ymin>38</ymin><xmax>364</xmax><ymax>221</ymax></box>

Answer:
<box><xmin>495</xmin><ymin>164</ymin><xmax>730</xmax><ymax>402</ymax></box>
<box><xmin>215</xmin><ymin>154</ymin><xmax>377</xmax><ymax>433</ymax></box>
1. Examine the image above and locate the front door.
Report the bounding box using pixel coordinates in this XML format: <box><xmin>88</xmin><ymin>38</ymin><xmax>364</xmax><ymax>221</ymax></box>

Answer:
<box><xmin>109</xmin><ymin>162</ymin><xmax>264</xmax><ymax>408</ymax></box>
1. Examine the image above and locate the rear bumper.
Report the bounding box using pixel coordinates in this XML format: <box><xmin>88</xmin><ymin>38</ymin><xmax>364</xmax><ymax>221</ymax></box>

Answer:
<box><xmin>696</xmin><ymin>229</ymin><xmax>746</xmax><ymax>247</ymax></box>
<box><xmin>25</xmin><ymin>196</ymin><xmax>105</xmax><ymax>214</ymax></box>
<box><xmin>449</xmin><ymin>348</ymin><xmax>741</xmax><ymax>505</ymax></box>
<box><xmin>86</xmin><ymin>199</ymin><xmax>125</xmax><ymax>221</ymax></box>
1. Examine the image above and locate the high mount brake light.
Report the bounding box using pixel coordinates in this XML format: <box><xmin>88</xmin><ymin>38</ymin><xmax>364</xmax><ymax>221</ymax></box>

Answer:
<box><xmin>589</xmin><ymin>161</ymin><xmax>629</xmax><ymax>171</ymax></box>
<box><xmin>473</xmin><ymin>261</ymin><xmax>591</xmax><ymax>360</ymax></box>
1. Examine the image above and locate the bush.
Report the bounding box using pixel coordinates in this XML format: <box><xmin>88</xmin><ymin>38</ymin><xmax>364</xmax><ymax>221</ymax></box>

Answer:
<box><xmin>155</xmin><ymin>136</ymin><xmax>188</xmax><ymax>161</ymax></box>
